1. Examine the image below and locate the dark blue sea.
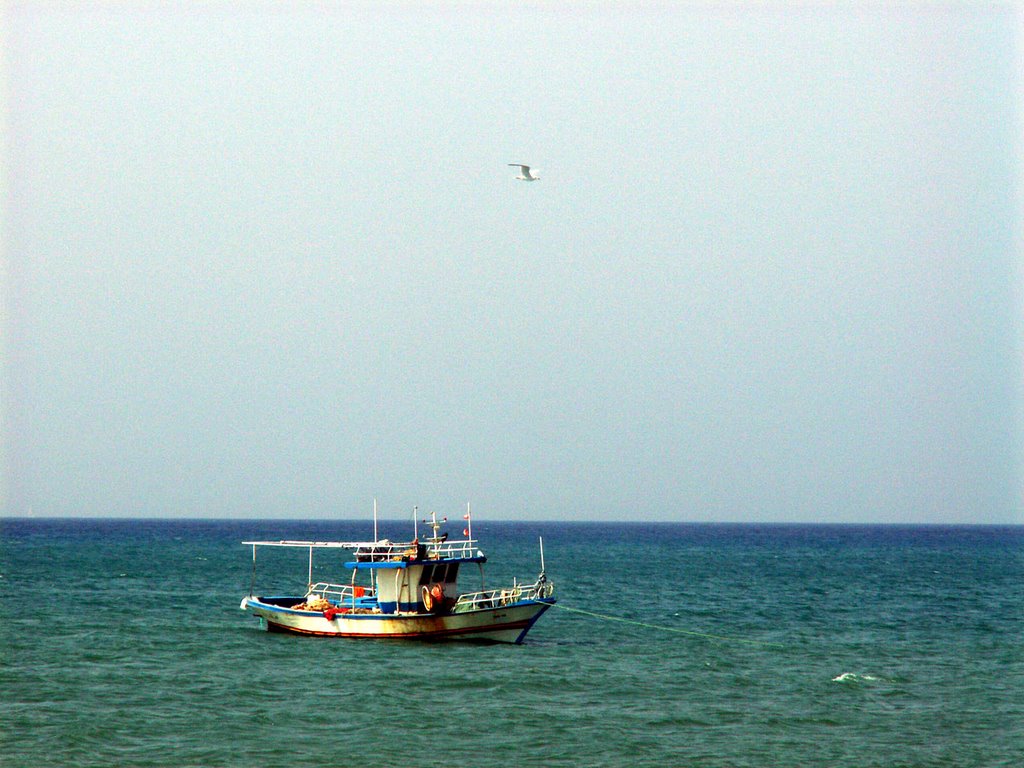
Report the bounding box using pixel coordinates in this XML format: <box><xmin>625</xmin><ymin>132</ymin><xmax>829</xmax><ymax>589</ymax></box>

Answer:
<box><xmin>1</xmin><ymin>519</ymin><xmax>1021</xmax><ymax>767</ymax></box>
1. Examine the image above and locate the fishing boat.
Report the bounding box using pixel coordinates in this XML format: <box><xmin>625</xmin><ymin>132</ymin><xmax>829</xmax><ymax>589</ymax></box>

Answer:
<box><xmin>239</xmin><ymin>509</ymin><xmax>555</xmax><ymax>644</ymax></box>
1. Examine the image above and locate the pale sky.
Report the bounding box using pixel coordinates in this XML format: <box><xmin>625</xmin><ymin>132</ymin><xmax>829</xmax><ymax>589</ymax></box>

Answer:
<box><xmin>3</xmin><ymin>2</ymin><xmax>1021</xmax><ymax>523</ymax></box>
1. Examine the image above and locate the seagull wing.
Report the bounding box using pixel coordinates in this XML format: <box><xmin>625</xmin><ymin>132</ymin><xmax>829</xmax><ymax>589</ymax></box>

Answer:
<box><xmin>508</xmin><ymin>163</ymin><xmax>538</xmax><ymax>180</ymax></box>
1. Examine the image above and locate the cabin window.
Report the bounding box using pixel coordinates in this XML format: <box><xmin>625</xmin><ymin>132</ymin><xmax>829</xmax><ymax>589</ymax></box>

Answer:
<box><xmin>424</xmin><ymin>563</ymin><xmax>445</xmax><ymax>583</ymax></box>
<box><xmin>419</xmin><ymin>562</ymin><xmax>462</xmax><ymax>584</ymax></box>
<box><xmin>422</xmin><ymin>563</ymin><xmax>459</xmax><ymax>583</ymax></box>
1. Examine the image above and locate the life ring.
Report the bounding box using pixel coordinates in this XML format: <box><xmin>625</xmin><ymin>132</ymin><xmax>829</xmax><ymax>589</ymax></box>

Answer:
<box><xmin>422</xmin><ymin>583</ymin><xmax>445</xmax><ymax>612</ymax></box>
<box><xmin>421</xmin><ymin>584</ymin><xmax>434</xmax><ymax>612</ymax></box>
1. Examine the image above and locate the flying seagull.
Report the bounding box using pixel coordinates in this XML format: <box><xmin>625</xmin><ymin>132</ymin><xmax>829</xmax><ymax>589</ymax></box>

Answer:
<box><xmin>508</xmin><ymin>163</ymin><xmax>540</xmax><ymax>181</ymax></box>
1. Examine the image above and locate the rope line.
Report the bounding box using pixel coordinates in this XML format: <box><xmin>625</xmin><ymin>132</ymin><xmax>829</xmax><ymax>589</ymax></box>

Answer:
<box><xmin>549</xmin><ymin>602</ymin><xmax>787</xmax><ymax>648</ymax></box>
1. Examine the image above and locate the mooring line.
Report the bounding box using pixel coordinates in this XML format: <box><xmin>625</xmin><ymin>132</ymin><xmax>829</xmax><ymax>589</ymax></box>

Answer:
<box><xmin>549</xmin><ymin>602</ymin><xmax>787</xmax><ymax>648</ymax></box>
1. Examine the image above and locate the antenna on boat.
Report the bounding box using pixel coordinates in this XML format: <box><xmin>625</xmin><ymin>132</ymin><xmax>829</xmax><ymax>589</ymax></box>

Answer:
<box><xmin>413</xmin><ymin>506</ymin><xmax>418</xmax><ymax>540</ymax></box>
<box><xmin>539</xmin><ymin>536</ymin><xmax>546</xmax><ymax>575</ymax></box>
<box><xmin>464</xmin><ymin>502</ymin><xmax>472</xmax><ymax>540</ymax></box>
<box><xmin>421</xmin><ymin>509</ymin><xmax>447</xmax><ymax>545</ymax></box>
<box><xmin>373</xmin><ymin>498</ymin><xmax>379</xmax><ymax>542</ymax></box>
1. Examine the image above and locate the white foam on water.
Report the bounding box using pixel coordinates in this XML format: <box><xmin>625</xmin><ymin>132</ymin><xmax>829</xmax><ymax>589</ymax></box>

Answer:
<box><xmin>832</xmin><ymin>672</ymin><xmax>880</xmax><ymax>683</ymax></box>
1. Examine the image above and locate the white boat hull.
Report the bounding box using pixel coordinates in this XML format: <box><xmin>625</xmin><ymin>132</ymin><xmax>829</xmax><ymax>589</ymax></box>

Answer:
<box><xmin>240</xmin><ymin>596</ymin><xmax>554</xmax><ymax>644</ymax></box>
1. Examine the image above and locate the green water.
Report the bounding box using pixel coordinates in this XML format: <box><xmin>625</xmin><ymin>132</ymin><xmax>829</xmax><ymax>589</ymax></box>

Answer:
<box><xmin>2</xmin><ymin>520</ymin><xmax>1021</xmax><ymax>767</ymax></box>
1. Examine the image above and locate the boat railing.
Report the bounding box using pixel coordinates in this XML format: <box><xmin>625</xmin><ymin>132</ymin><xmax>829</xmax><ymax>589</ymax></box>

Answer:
<box><xmin>307</xmin><ymin>581</ymin><xmax>375</xmax><ymax>604</ymax></box>
<box><xmin>351</xmin><ymin>538</ymin><xmax>481</xmax><ymax>562</ymax></box>
<box><xmin>426</xmin><ymin>539</ymin><xmax>480</xmax><ymax>560</ymax></box>
<box><xmin>454</xmin><ymin>577</ymin><xmax>554</xmax><ymax>613</ymax></box>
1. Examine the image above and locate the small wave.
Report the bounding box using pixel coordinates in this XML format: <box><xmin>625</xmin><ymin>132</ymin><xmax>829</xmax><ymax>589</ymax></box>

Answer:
<box><xmin>832</xmin><ymin>672</ymin><xmax>880</xmax><ymax>683</ymax></box>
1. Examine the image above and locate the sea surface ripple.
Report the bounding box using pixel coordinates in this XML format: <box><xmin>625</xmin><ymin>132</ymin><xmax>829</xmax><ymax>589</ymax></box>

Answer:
<box><xmin>2</xmin><ymin>519</ymin><xmax>1021</xmax><ymax>767</ymax></box>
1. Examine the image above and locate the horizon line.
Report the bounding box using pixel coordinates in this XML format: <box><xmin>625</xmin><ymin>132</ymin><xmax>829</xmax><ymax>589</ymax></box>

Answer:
<box><xmin>1</xmin><ymin>515</ymin><xmax>1020</xmax><ymax>528</ymax></box>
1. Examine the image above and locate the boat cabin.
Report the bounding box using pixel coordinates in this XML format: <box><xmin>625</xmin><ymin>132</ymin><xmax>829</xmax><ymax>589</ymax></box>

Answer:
<box><xmin>346</xmin><ymin>539</ymin><xmax>486</xmax><ymax>614</ymax></box>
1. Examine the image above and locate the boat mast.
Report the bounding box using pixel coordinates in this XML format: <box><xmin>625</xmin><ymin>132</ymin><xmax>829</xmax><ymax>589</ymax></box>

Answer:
<box><xmin>422</xmin><ymin>509</ymin><xmax>447</xmax><ymax>555</ymax></box>
<box><xmin>372</xmin><ymin>498</ymin><xmax>380</xmax><ymax>595</ymax></box>
<box><xmin>249</xmin><ymin>543</ymin><xmax>257</xmax><ymax>596</ymax></box>
<box><xmin>307</xmin><ymin>545</ymin><xmax>314</xmax><ymax>591</ymax></box>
